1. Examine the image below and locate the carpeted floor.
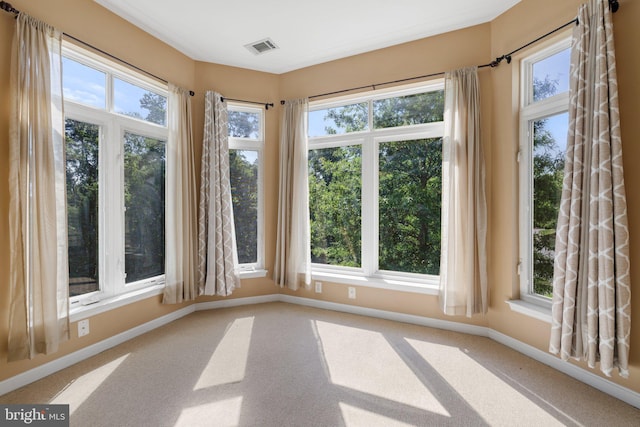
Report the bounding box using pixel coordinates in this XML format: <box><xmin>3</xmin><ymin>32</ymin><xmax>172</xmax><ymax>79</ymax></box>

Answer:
<box><xmin>1</xmin><ymin>302</ymin><xmax>639</xmax><ymax>426</ymax></box>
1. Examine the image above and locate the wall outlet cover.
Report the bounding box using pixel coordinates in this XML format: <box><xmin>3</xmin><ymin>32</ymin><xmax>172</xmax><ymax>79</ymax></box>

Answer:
<box><xmin>78</xmin><ymin>319</ymin><xmax>90</xmax><ymax>337</ymax></box>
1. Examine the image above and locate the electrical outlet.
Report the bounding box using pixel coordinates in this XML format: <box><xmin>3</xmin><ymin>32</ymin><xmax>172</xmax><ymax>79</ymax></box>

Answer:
<box><xmin>315</xmin><ymin>281</ymin><xmax>322</xmax><ymax>293</ymax></box>
<box><xmin>78</xmin><ymin>319</ymin><xmax>90</xmax><ymax>337</ymax></box>
<box><xmin>348</xmin><ymin>287</ymin><xmax>356</xmax><ymax>299</ymax></box>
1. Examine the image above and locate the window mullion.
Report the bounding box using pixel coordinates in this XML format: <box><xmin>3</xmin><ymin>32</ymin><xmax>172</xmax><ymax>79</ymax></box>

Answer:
<box><xmin>256</xmin><ymin>144</ymin><xmax>265</xmax><ymax>269</ymax></box>
<box><xmin>101</xmin><ymin>119</ymin><xmax>125</xmax><ymax>298</ymax></box>
<box><xmin>105</xmin><ymin>73</ymin><xmax>114</xmax><ymax>114</ymax></box>
<box><xmin>361</xmin><ymin>134</ymin><xmax>377</xmax><ymax>276</ymax></box>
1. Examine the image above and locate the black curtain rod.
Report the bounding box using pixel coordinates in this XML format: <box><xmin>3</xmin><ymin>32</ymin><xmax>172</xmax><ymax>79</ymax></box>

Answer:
<box><xmin>0</xmin><ymin>1</ymin><xmax>195</xmax><ymax>96</ymax></box>
<box><xmin>280</xmin><ymin>0</ymin><xmax>620</xmax><ymax>105</ymax></box>
<box><xmin>220</xmin><ymin>97</ymin><xmax>274</xmax><ymax>110</ymax></box>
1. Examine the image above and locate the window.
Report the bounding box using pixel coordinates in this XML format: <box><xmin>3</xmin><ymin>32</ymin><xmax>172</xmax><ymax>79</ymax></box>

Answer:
<box><xmin>519</xmin><ymin>39</ymin><xmax>571</xmax><ymax>304</ymax></box>
<box><xmin>63</xmin><ymin>44</ymin><xmax>168</xmax><ymax>304</ymax></box>
<box><xmin>308</xmin><ymin>83</ymin><xmax>444</xmax><ymax>288</ymax></box>
<box><xmin>227</xmin><ymin>104</ymin><xmax>264</xmax><ymax>272</ymax></box>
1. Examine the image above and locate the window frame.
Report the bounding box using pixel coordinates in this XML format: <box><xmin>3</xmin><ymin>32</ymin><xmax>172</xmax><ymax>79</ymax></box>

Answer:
<box><xmin>62</xmin><ymin>42</ymin><xmax>169</xmax><ymax>309</ymax></box>
<box><xmin>227</xmin><ymin>102</ymin><xmax>265</xmax><ymax>274</ymax></box>
<box><xmin>518</xmin><ymin>37</ymin><xmax>571</xmax><ymax>308</ymax></box>
<box><xmin>308</xmin><ymin>82</ymin><xmax>445</xmax><ymax>292</ymax></box>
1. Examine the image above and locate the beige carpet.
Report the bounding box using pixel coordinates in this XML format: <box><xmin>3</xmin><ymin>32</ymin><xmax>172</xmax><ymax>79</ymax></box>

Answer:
<box><xmin>1</xmin><ymin>302</ymin><xmax>639</xmax><ymax>426</ymax></box>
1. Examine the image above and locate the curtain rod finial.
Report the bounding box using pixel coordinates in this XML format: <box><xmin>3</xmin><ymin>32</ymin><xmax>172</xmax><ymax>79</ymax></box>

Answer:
<box><xmin>0</xmin><ymin>1</ymin><xmax>19</xmax><ymax>14</ymax></box>
<box><xmin>609</xmin><ymin>0</ymin><xmax>619</xmax><ymax>13</ymax></box>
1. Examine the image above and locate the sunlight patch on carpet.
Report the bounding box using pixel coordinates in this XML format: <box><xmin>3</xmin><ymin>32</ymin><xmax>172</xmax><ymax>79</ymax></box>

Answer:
<box><xmin>339</xmin><ymin>402</ymin><xmax>417</xmax><ymax>427</ymax></box>
<box><xmin>315</xmin><ymin>320</ymin><xmax>449</xmax><ymax>416</ymax></box>
<box><xmin>406</xmin><ymin>338</ymin><xmax>564</xmax><ymax>426</ymax></box>
<box><xmin>175</xmin><ymin>396</ymin><xmax>243</xmax><ymax>427</ymax></box>
<box><xmin>51</xmin><ymin>353</ymin><xmax>130</xmax><ymax>415</ymax></box>
<box><xmin>194</xmin><ymin>317</ymin><xmax>254</xmax><ymax>390</ymax></box>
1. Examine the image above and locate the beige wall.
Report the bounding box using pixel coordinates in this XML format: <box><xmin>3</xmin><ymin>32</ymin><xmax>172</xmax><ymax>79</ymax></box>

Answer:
<box><xmin>1</xmin><ymin>0</ymin><xmax>639</xmax><ymax>398</ymax></box>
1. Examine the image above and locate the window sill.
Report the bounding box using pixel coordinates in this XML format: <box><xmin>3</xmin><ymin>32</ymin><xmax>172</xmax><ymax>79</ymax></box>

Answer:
<box><xmin>69</xmin><ymin>269</ymin><xmax>267</xmax><ymax>322</ymax></box>
<box><xmin>311</xmin><ymin>270</ymin><xmax>439</xmax><ymax>295</ymax></box>
<box><xmin>239</xmin><ymin>269</ymin><xmax>268</xmax><ymax>279</ymax></box>
<box><xmin>505</xmin><ymin>299</ymin><xmax>552</xmax><ymax>323</ymax></box>
<box><xmin>70</xmin><ymin>285</ymin><xmax>165</xmax><ymax>323</ymax></box>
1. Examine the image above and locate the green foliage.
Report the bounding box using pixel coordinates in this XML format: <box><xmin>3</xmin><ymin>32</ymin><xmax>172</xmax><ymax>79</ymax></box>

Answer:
<box><xmin>309</xmin><ymin>90</ymin><xmax>444</xmax><ymax>273</ymax></box>
<box><xmin>66</xmin><ymin>119</ymin><xmax>99</xmax><ymax>295</ymax></box>
<box><xmin>374</xmin><ymin>92</ymin><xmax>444</xmax><ymax>128</ymax></box>
<box><xmin>324</xmin><ymin>103</ymin><xmax>368</xmax><ymax>134</ymax></box>
<box><xmin>229</xmin><ymin>150</ymin><xmax>258</xmax><ymax>263</ymax></box>
<box><xmin>379</xmin><ymin>139</ymin><xmax>442</xmax><ymax>275</ymax></box>
<box><xmin>309</xmin><ymin>146</ymin><xmax>362</xmax><ymax>267</ymax></box>
<box><xmin>123</xmin><ymin>132</ymin><xmax>165</xmax><ymax>283</ymax></box>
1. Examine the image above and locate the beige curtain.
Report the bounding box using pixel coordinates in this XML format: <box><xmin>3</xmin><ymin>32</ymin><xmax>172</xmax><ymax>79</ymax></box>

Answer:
<box><xmin>549</xmin><ymin>0</ymin><xmax>630</xmax><ymax>378</ymax></box>
<box><xmin>274</xmin><ymin>99</ymin><xmax>311</xmax><ymax>290</ymax></box>
<box><xmin>439</xmin><ymin>66</ymin><xmax>488</xmax><ymax>317</ymax></box>
<box><xmin>163</xmin><ymin>85</ymin><xmax>198</xmax><ymax>304</ymax></box>
<box><xmin>197</xmin><ymin>91</ymin><xmax>240</xmax><ymax>296</ymax></box>
<box><xmin>8</xmin><ymin>13</ymin><xmax>69</xmax><ymax>361</ymax></box>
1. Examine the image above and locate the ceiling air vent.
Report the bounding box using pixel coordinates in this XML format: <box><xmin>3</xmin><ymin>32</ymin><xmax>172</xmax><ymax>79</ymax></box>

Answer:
<box><xmin>245</xmin><ymin>38</ymin><xmax>279</xmax><ymax>55</ymax></box>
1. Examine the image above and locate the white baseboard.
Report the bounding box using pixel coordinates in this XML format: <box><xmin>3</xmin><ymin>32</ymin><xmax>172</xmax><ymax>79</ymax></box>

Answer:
<box><xmin>2</xmin><ymin>293</ymin><xmax>639</xmax><ymax>410</ymax></box>
<box><xmin>279</xmin><ymin>294</ymin><xmax>489</xmax><ymax>337</ymax></box>
<box><xmin>194</xmin><ymin>294</ymin><xmax>279</xmax><ymax>312</ymax></box>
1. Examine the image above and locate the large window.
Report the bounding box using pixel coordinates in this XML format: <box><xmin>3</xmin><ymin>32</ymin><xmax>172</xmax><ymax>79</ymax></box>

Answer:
<box><xmin>227</xmin><ymin>104</ymin><xmax>264</xmax><ymax>272</ymax></box>
<box><xmin>308</xmin><ymin>84</ymin><xmax>444</xmax><ymax>286</ymax></box>
<box><xmin>519</xmin><ymin>39</ymin><xmax>571</xmax><ymax>304</ymax></box>
<box><xmin>63</xmin><ymin>44</ymin><xmax>168</xmax><ymax>303</ymax></box>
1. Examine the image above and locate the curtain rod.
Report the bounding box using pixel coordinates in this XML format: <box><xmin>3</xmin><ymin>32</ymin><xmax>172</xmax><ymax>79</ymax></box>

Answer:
<box><xmin>280</xmin><ymin>0</ymin><xmax>620</xmax><ymax>105</ymax></box>
<box><xmin>0</xmin><ymin>1</ymin><xmax>195</xmax><ymax>96</ymax></box>
<box><xmin>220</xmin><ymin>97</ymin><xmax>275</xmax><ymax>111</ymax></box>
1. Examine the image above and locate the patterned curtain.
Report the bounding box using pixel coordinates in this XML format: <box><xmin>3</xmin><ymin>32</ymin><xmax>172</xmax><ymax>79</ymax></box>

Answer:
<box><xmin>439</xmin><ymin>66</ymin><xmax>488</xmax><ymax>317</ymax></box>
<box><xmin>8</xmin><ymin>13</ymin><xmax>69</xmax><ymax>360</ymax></box>
<box><xmin>549</xmin><ymin>0</ymin><xmax>630</xmax><ymax>378</ymax></box>
<box><xmin>163</xmin><ymin>84</ymin><xmax>198</xmax><ymax>304</ymax></box>
<box><xmin>274</xmin><ymin>99</ymin><xmax>311</xmax><ymax>290</ymax></box>
<box><xmin>197</xmin><ymin>91</ymin><xmax>240</xmax><ymax>296</ymax></box>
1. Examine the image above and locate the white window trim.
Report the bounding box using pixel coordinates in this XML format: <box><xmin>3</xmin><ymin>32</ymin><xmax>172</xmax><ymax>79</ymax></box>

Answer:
<box><xmin>63</xmin><ymin>42</ymin><xmax>169</xmax><ymax>310</ymax></box>
<box><xmin>227</xmin><ymin>103</ymin><xmax>265</xmax><ymax>273</ymax></box>
<box><xmin>308</xmin><ymin>81</ymin><xmax>444</xmax><ymax>293</ymax></box>
<box><xmin>517</xmin><ymin>37</ymin><xmax>571</xmax><ymax>311</ymax></box>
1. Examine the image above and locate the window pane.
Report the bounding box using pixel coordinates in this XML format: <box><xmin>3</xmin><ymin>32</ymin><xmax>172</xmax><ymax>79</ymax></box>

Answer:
<box><xmin>309</xmin><ymin>103</ymin><xmax>368</xmax><ymax>137</ymax></box>
<box><xmin>229</xmin><ymin>110</ymin><xmax>261</xmax><ymax>139</ymax></box>
<box><xmin>309</xmin><ymin>146</ymin><xmax>362</xmax><ymax>267</ymax></box>
<box><xmin>374</xmin><ymin>91</ymin><xmax>444</xmax><ymax>128</ymax></box>
<box><xmin>124</xmin><ymin>132</ymin><xmax>165</xmax><ymax>283</ymax></box>
<box><xmin>532</xmin><ymin>112</ymin><xmax>568</xmax><ymax>297</ymax></box>
<box><xmin>66</xmin><ymin>119</ymin><xmax>100</xmax><ymax>297</ymax></box>
<box><xmin>230</xmin><ymin>150</ymin><xmax>258</xmax><ymax>264</ymax></box>
<box><xmin>62</xmin><ymin>57</ymin><xmax>106</xmax><ymax>109</ymax></box>
<box><xmin>379</xmin><ymin>138</ymin><xmax>442</xmax><ymax>275</ymax></box>
<box><xmin>114</xmin><ymin>78</ymin><xmax>167</xmax><ymax>125</ymax></box>
<box><xmin>533</xmin><ymin>48</ymin><xmax>570</xmax><ymax>102</ymax></box>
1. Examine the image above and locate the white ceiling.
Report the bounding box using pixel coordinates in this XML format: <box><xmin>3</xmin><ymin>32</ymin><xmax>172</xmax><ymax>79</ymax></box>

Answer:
<box><xmin>95</xmin><ymin>0</ymin><xmax>521</xmax><ymax>74</ymax></box>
